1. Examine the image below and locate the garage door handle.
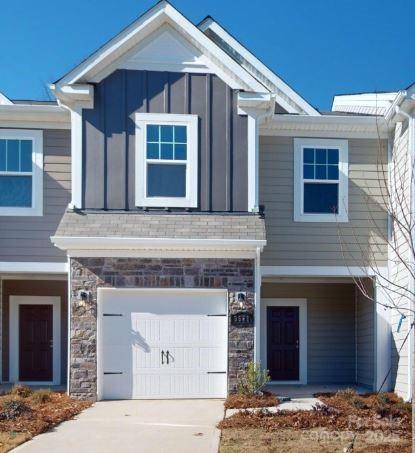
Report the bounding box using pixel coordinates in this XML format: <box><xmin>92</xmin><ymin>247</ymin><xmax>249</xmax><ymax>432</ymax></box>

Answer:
<box><xmin>161</xmin><ymin>350</ymin><xmax>165</xmax><ymax>365</ymax></box>
<box><xmin>166</xmin><ymin>350</ymin><xmax>170</xmax><ymax>365</ymax></box>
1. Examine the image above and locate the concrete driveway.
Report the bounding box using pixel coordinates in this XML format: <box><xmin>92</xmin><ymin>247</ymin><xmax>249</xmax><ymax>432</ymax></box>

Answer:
<box><xmin>13</xmin><ymin>399</ymin><xmax>224</xmax><ymax>453</ymax></box>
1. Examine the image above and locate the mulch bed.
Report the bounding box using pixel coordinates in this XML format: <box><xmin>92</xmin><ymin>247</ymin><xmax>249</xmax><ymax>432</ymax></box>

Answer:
<box><xmin>0</xmin><ymin>389</ymin><xmax>91</xmax><ymax>452</ymax></box>
<box><xmin>224</xmin><ymin>392</ymin><xmax>279</xmax><ymax>409</ymax></box>
<box><xmin>219</xmin><ymin>391</ymin><xmax>411</xmax><ymax>439</ymax></box>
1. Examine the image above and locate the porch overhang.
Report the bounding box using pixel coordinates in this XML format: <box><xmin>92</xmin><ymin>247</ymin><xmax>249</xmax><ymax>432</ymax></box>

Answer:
<box><xmin>51</xmin><ymin>236</ymin><xmax>266</xmax><ymax>259</ymax></box>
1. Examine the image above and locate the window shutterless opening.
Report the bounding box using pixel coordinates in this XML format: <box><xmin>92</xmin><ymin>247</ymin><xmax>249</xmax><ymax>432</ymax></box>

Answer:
<box><xmin>0</xmin><ymin>130</ymin><xmax>43</xmax><ymax>216</ymax></box>
<box><xmin>135</xmin><ymin>113</ymin><xmax>198</xmax><ymax>208</ymax></box>
<box><xmin>294</xmin><ymin>138</ymin><xmax>348</xmax><ymax>223</ymax></box>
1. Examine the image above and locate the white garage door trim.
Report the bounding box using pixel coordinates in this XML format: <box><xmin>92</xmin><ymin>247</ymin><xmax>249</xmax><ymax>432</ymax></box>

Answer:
<box><xmin>97</xmin><ymin>287</ymin><xmax>228</xmax><ymax>400</ymax></box>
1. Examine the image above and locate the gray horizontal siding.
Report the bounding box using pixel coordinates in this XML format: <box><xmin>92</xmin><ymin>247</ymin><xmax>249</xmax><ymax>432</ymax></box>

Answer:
<box><xmin>356</xmin><ymin>280</ymin><xmax>375</xmax><ymax>388</ymax></box>
<box><xmin>262</xmin><ymin>283</ymin><xmax>356</xmax><ymax>384</ymax></box>
<box><xmin>0</xmin><ymin>129</ymin><xmax>70</xmax><ymax>263</ymax></box>
<box><xmin>260</xmin><ymin>136</ymin><xmax>388</xmax><ymax>267</ymax></box>
<box><xmin>82</xmin><ymin>69</ymin><xmax>248</xmax><ymax>212</ymax></box>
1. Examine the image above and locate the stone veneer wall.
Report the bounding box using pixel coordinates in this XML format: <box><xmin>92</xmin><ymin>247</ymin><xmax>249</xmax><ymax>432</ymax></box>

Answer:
<box><xmin>70</xmin><ymin>257</ymin><xmax>255</xmax><ymax>400</ymax></box>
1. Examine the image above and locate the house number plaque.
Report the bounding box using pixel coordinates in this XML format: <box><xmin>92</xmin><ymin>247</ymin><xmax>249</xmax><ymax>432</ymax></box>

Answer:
<box><xmin>231</xmin><ymin>311</ymin><xmax>254</xmax><ymax>327</ymax></box>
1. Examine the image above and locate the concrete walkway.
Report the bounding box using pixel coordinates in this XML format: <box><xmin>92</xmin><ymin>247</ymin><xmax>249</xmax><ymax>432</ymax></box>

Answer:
<box><xmin>13</xmin><ymin>400</ymin><xmax>224</xmax><ymax>453</ymax></box>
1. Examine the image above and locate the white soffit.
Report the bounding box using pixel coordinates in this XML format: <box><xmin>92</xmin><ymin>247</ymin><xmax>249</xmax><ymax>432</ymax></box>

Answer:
<box><xmin>198</xmin><ymin>17</ymin><xmax>320</xmax><ymax>116</ymax></box>
<box><xmin>56</xmin><ymin>1</ymin><xmax>268</xmax><ymax>93</ymax></box>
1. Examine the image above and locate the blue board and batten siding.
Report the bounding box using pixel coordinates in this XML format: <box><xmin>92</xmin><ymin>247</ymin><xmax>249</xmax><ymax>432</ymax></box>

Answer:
<box><xmin>82</xmin><ymin>70</ymin><xmax>248</xmax><ymax>212</ymax></box>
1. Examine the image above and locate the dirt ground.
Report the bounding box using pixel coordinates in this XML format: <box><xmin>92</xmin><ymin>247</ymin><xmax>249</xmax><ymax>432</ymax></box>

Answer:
<box><xmin>220</xmin><ymin>428</ymin><xmax>412</xmax><ymax>453</ymax></box>
<box><xmin>0</xmin><ymin>388</ymin><xmax>91</xmax><ymax>452</ymax></box>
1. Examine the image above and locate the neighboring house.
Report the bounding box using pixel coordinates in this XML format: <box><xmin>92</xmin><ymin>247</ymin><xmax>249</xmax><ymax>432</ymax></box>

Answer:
<box><xmin>0</xmin><ymin>1</ymin><xmax>405</xmax><ymax>401</ymax></box>
<box><xmin>333</xmin><ymin>86</ymin><xmax>415</xmax><ymax>400</ymax></box>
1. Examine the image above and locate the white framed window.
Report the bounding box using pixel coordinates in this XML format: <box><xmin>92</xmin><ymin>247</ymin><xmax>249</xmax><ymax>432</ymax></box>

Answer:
<box><xmin>294</xmin><ymin>138</ymin><xmax>348</xmax><ymax>222</ymax></box>
<box><xmin>0</xmin><ymin>129</ymin><xmax>43</xmax><ymax>216</ymax></box>
<box><xmin>135</xmin><ymin>113</ymin><xmax>198</xmax><ymax>208</ymax></box>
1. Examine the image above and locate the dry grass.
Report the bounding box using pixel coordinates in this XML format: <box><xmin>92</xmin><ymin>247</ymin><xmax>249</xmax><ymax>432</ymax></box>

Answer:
<box><xmin>0</xmin><ymin>388</ymin><xmax>91</xmax><ymax>452</ymax></box>
<box><xmin>219</xmin><ymin>391</ymin><xmax>411</xmax><ymax>452</ymax></box>
<box><xmin>220</xmin><ymin>428</ymin><xmax>411</xmax><ymax>453</ymax></box>
<box><xmin>224</xmin><ymin>392</ymin><xmax>278</xmax><ymax>409</ymax></box>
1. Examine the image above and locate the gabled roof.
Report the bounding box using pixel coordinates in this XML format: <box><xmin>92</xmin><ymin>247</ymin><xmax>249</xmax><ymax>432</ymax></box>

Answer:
<box><xmin>54</xmin><ymin>1</ymin><xmax>267</xmax><ymax>93</ymax></box>
<box><xmin>198</xmin><ymin>16</ymin><xmax>320</xmax><ymax>116</ymax></box>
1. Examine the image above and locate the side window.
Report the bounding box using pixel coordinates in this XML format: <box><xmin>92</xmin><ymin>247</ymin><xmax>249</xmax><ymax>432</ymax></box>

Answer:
<box><xmin>294</xmin><ymin>138</ymin><xmax>348</xmax><ymax>222</ymax></box>
<box><xmin>135</xmin><ymin>114</ymin><xmax>198</xmax><ymax>208</ymax></box>
<box><xmin>0</xmin><ymin>130</ymin><xmax>43</xmax><ymax>216</ymax></box>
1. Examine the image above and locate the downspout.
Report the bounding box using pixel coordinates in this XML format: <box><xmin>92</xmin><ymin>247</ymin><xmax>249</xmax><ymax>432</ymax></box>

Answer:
<box><xmin>395</xmin><ymin>105</ymin><xmax>415</xmax><ymax>402</ymax></box>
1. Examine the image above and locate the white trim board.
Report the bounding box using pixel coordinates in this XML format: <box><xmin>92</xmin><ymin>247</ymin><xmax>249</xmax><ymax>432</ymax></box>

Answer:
<box><xmin>55</xmin><ymin>2</ymin><xmax>266</xmax><ymax>93</ymax></box>
<box><xmin>0</xmin><ymin>262</ymin><xmax>68</xmax><ymax>273</ymax></box>
<box><xmin>260</xmin><ymin>298</ymin><xmax>307</xmax><ymax>384</ymax></box>
<box><xmin>198</xmin><ymin>17</ymin><xmax>319</xmax><ymax>116</ymax></box>
<box><xmin>261</xmin><ymin>266</ymin><xmax>386</xmax><ymax>278</ymax></box>
<box><xmin>9</xmin><ymin>296</ymin><xmax>61</xmax><ymax>385</ymax></box>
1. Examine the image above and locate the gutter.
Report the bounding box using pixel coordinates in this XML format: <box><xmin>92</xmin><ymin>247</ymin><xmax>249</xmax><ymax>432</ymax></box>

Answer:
<box><xmin>0</xmin><ymin>104</ymin><xmax>70</xmax><ymax>128</ymax></box>
<box><xmin>395</xmin><ymin>104</ymin><xmax>415</xmax><ymax>402</ymax></box>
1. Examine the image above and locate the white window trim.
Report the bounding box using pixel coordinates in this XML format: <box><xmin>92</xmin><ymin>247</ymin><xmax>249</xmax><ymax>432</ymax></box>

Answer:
<box><xmin>0</xmin><ymin>129</ymin><xmax>43</xmax><ymax>216</ymax></box>
<box><xmin>9</xmin><ymin>295</ymin><xmax>61</xmax><ymax>385</ymax></box>
<box><xmin>135</xmin><ymin>113</ymin><xmax>198</xmax><ymax>208</ymax></box>
<box><xmin>294</xmin><ymin>138</ymin><xmax>348</xmax><ymax>222</ymax></box>
<box><xmin>260</xmin><ymin>298</ymin><xmax>307</xmax><ymax>385</ymax></box>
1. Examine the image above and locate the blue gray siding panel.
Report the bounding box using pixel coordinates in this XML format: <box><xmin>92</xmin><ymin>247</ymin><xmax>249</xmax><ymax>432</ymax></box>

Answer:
<box><xmin>0</xmin><ymin>129</ymin><xmax>70</xmax><ymax>263</ymax></box>
<box><xmin>82</xmin><ymin>70</ymin><xmax>248</xmax><ymax>212</ymax></box>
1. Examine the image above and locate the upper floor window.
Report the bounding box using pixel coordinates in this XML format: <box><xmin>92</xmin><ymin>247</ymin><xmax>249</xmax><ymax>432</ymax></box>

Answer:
<box><xmin>0</xmin><ymin>129</ymin><xmax>43</xmax><ymax>216</ymax></box>
<box><xmin>294</xmin><ymin>138</ymin><xmax>348</xmax><ymax>222</ymax></box>
<box><xmin>135</xmin><ymin>113</ymin><xmax>198</xmax><ymax>208</ymax></box>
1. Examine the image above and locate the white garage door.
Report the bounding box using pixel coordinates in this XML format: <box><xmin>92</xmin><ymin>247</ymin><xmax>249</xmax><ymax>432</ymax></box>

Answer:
<box><xmin>98</xmin><ymin>289</ymin><xmax>228</xmax><ymax>400</ymax></box>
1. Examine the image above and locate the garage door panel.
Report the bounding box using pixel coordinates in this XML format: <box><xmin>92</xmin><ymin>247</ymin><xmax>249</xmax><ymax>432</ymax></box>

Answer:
<box><xmin>100</xmin><ymin>290</ymin><xmax>227</xmax><ymax>400</ymax></box>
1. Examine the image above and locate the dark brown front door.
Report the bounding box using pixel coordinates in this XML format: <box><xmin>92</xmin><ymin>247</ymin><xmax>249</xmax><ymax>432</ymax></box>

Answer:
<box><xmin>19</xmin><ymin>305</ymin><xmax>53</xmax><ymax>381</ymax></box>
<box><xmin>267</xmin><ymin>306</ymin><xmax>299</xmax><ymax>381</ymax></box>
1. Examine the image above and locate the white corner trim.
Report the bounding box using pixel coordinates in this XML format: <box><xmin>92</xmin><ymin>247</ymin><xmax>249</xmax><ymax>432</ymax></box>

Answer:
<box><xmin>0</xmin><ymin>129</ymin><xmax>43</xmax><ymax>216</ymax></box>
<box><xmin>261</xmin><ymin>298</ymin><xmax>307</xmax><ymax>384</ymax></box>
<box><xmin>69</xmin><ymin>106</ymin><xmax>83</xmax><ymax>209</ymax></box>
<box><xmin>135</xmin><ymin>113</ymin><xmax>198</xmax><ymax>208</ymax></box>
<box><xmin>247</xmin><ymin>115</ymin><xmax>259</xmax><ymax>212</ymax></box>
<box><xmin>294</xmin><ymin>138</ymin><xmax>349</xmax><ymax>223</ymax></box>
<box><xmin>9</xmin><ymin>296</ymin><xmax>61</xmax><ymax>385</ymax></box>
<box><xmin>261</xmin><ymin>266</ymin><xmax>386</xmax><ymax>278</ymax></box>
<box><xmin>0</xmin><ymin>262</ymin><xmax>68</xmax><ymax>273</ymax></box>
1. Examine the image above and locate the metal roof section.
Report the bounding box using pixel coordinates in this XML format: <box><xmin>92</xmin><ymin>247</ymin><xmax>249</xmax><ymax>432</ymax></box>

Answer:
<box><xmin>332</xmin><ymin>92</ymin><xmax>398</xmax><ymax>116</ymax></box>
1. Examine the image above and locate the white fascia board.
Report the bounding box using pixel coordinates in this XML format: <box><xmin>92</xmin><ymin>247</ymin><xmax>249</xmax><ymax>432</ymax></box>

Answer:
<box><xmin>51</xmin><ymin>236</ymin><xmax>266</xmax><ymax>252</ymax></box>
<box><xmin>261</xmin><ymin>114</ymin><xmax>388</xmax><ymax>139</ymax></box>
<box><xmin>199</xmin><ymin>18</ymin><xmax>319</xmax><ymax>116</ymax></box>
<box><xmin>55</xmin><ymin>2</ymin><xmax>266</xmax><ymax>93</ymax></box>
<box><xmin>0</xmin><ymin>104</ymin><xmax>70</xmax><ymax>128</ymax></box>
<box><xmin>0</xmin><ymin>262</ymin><xmax>68</xmax><ymax>273</ymax></box>
<box><xmin>261</xmin><ymin>266</ymin><xmax>387</xmax><ymax>278</ymax></box>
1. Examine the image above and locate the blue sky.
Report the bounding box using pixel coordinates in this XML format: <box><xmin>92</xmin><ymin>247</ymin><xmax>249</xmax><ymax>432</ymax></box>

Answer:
<box><xmin>1</xmin><ymin>0</ymin><xmax>414</xmax><ymax>110</ymax></box>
